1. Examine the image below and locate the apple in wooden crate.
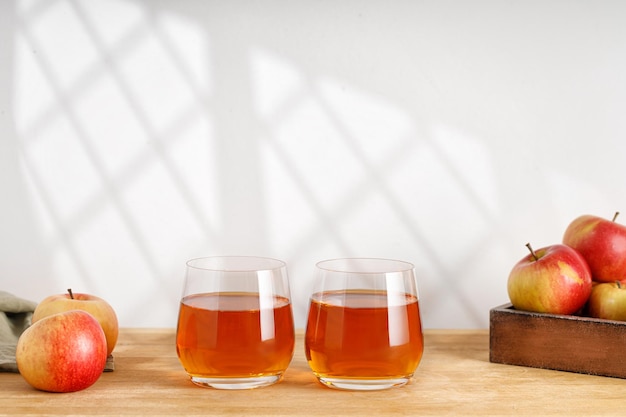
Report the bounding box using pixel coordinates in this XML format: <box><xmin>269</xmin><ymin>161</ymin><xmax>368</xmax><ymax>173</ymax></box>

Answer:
<box><xmin>563</xmin><ymin>212</ymin><xmax>626</xmax><ymax>283</ymax></box>
<box><xmin>16</xmin><ymin>310</ymin><xmax>108</xmax><ymax>392</ymax></box>
<box><xmin>32</xmin><ymin>289</ymin><xmax>119</xmax><ymax>356</ymax></box>
<box><xmin>587</xmin><ymin>281</ymin><xmax>626</xmax><ymax>321</ymax></box>
<box><xmin>507</xmin><ymin>243</ymin><xmax>592</xmax><ymax>315</ymax></box>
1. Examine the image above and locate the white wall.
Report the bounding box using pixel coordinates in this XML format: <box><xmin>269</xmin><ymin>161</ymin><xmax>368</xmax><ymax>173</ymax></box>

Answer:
<box><xmin>2</xmin><ymin>0</ymin><xmax>626</xmax><ymax>329</ymax></box>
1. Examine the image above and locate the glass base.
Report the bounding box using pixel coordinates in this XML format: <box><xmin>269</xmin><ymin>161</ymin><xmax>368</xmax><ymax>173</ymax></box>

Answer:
<box><xmin>316</xmin><ymin>376</ymin><xmax>411</xmax><ymax>391</ymax></box>
<box><xmin>189</xmin><ymin>374</ymin><xmax>283</xmax><ymax>390</ymax></box>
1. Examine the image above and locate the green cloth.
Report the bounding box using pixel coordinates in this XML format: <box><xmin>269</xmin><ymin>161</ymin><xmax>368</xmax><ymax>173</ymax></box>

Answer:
<box><xmin>0</xmin><ymin>291</ymin><xmax>37</xmax><ymax>372</ymax></box>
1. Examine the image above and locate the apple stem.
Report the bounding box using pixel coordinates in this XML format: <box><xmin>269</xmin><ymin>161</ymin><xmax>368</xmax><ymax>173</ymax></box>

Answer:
<box><xmin>613</xmin><ymin>212</ymin><xmax>620</xmax><ymax>222</ymax></box>
<box><xmin>617</xmin><ymin>281</ymin><xmax>622</xmax><ymax>289</ymax></box>
<box><xmin>67</xmin><ymin>288</ymin><xmax>74</xmax><ymax>300</ymax></box>
<box><xmin>525</xmin><ymin>243</ymin><xmax>539</xmax><ymax>261</ymax></box>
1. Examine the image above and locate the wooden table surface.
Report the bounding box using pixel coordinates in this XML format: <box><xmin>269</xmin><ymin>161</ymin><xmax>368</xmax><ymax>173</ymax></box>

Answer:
<box><xmin>2</xmin><ymin>328</ymin><xmax>626</xmax><ymax>416</ymax></box>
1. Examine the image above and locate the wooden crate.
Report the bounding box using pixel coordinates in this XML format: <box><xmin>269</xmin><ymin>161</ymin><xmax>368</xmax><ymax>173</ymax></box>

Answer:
<box><xmin>489</xmin><ymin>303</ymin><xmax>626</xmax><ymax>378</ymax></box>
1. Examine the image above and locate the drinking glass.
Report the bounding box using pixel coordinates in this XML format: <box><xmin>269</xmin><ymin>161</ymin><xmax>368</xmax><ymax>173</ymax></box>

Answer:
<box><xmin>305</xmin><ymin>258</ymin><xmax>424</xmax><ymax>391</ymax></box>
<box><xmin>176</xmin><ymin>256</ymin><xmax>295</xmax><ymax>389</ymax></box>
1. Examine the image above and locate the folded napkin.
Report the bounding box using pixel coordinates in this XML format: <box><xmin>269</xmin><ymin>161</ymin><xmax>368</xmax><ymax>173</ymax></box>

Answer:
<box><xmin>0</xmin><ymin>291</ymin><xmax>37</xmax><ymax>372</ymax></box>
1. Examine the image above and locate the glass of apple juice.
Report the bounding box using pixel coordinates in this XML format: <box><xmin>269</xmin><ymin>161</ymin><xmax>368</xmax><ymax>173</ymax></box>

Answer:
<box><xmin>305</xmin><ymin>258</ymin><xmax>424</xmax><ymax>391</ymax></box>
<box><xmin>176</xmin><ymin>256</ymin><xmax>295</xmax><ymax>389</ymax></box>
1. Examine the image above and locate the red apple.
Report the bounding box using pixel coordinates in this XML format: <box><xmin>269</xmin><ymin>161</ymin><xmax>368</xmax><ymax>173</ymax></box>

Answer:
<box><xmin>32</xmin><ymin>289</ymin><xmax>118</xmax><ymax>356</ymax></box>
<box><xmin>16</xmin><ymin>310</ymin><xmax>107</xmax><ymax>392</ymax></box>
<box><xmin>507</xmin><ymin>243</ymin><xmax>592</xmax><ymax>315</ymax></box>
<box><xmin>586</xmin><ymin>281</ymin><xmax>626</xmax><ymax>321</ymax></box>
<box><xmin>563</xmin><ymin>212</ymin><xmax>626</xmax><ymax>283</ymax></box>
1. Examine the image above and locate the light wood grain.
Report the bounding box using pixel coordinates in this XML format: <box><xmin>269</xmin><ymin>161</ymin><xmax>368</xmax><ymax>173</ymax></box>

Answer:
<box><xmin>1</xmin><ymin>329</ymin><xmax>625</xmax><ymax>416</ymax></box>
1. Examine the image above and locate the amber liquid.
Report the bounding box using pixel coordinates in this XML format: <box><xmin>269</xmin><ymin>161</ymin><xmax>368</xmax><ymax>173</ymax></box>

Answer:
<box><xmin>176</xmin><ymin>292</ymin><xmax>295</xmax><ymax>378</ymax></box>
<box><xmin>305</xmin><ymin>290</ymin><xmax>423</xmax><ymax>379</ymax></box>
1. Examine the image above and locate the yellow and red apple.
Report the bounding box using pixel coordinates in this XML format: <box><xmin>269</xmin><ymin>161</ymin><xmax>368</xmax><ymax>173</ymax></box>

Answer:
<box><xmin>586</xmin><ymin>281</ymin><xmax>626</xmax><ymax>321</ymax></box>
<box><xmin>507</xmin><ymin>243</ymin><xmax>592</xmax><ymax>315</ymax></box>
<box><xmin>563</xmin><ymin>212</ymin><xmax>626</xmax><ymax>283</ymax></box>
<box><xmin>16</xmin><ymin>310</ymin><xmax>108</xmax><ymax>392</ymax></box>
<box><xmin>32</xmin><ymin>289</ymin><xmax>118</xmax><ymax>356</ymax></box>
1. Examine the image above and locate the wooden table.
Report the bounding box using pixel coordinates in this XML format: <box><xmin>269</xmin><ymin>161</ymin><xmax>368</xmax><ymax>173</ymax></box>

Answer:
<box><xmin>2</xmin><ymin>329</ymin><xmax>626</xmax><ymax>416</ymax></box>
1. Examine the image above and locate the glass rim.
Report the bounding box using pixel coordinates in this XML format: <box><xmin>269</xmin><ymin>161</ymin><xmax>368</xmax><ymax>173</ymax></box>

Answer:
<box><xmin>186</xmin><ymin>256</ymin><xmax>287</xmax><ymax>272</ymax></box>
<box><xmin>315</xmin><ymin>257</ymin><xmax>415</xmax><ymax>274</ymax></box>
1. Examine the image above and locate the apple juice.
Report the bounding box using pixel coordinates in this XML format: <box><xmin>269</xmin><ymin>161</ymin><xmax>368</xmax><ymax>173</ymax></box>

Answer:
<box><xmin>305</xmin><ymin>290</ymin><xmax>423</xmax><ymax>379</ymax></box>
<box><xmin>176</xmin><ymin>292</ymin><xmax>295</xmax><ymax>378</ymax></box>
